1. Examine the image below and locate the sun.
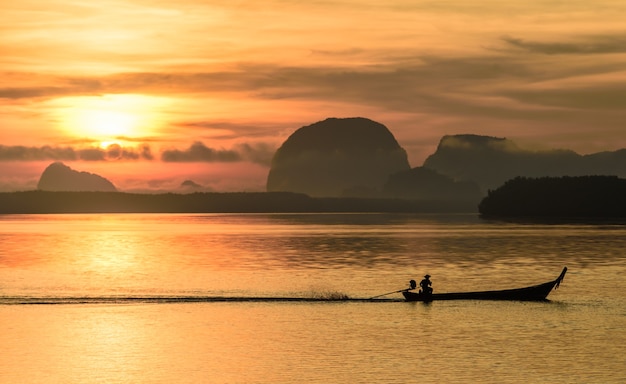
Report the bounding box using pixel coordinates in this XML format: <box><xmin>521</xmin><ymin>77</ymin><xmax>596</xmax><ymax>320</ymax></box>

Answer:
<box><xmin>76</xmin><ymin>108</ymin><xmax>138</xmax><ymax>138</ymax></box>
<box><xmin>55</xmin><ymin>94</ymin><xmax>167</xmax><ymax>146</ymax></box>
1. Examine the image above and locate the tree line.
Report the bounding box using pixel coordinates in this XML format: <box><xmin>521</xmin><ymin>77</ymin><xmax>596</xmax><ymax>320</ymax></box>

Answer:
<box><xmin>0</xmin><ymin>190</ymin><xmax>477</xmax><ymax>214</ymax></box>
<box><xmin>478</xmin><ymin>175</ymin><xmax>626</xmax><ymax>218</ymax></box>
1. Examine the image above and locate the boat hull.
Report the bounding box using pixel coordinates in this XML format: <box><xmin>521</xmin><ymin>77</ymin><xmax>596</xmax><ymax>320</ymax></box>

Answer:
<box><xmin>402</xmin><ymin>267</ymin><xmax>567</xmax><ymax>302</ymax></box>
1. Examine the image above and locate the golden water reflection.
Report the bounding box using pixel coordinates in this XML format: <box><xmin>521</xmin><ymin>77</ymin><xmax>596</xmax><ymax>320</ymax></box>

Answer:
<box><xmin>2</xmin><ymin>214</ymin><xmax>626</xmax><ymax>299</ymax></box>
<box><xmin>2</xmin><ymin>212</ymin><xmax>626</xmax><ymax>383</ymax></box>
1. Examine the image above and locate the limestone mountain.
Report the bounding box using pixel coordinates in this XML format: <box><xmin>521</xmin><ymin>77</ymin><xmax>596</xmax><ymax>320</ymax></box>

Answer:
<box><xmin>37</xmin><ymin>162</ymin><xmax>117</xmax><ymax>192</ymax></box>
<box><xmin>383</xmin><ymin>167</ymin><xmax>482</xmax><ymax>202</ymax></box>
<box><xmin>423</xmin><ymin>134</ymin><xmax>626</xmax><ymax>192</ymax></box>
<box><xmin>266</xmin><ymin>117</ymin><xmax>410</xmax><ymax>197</ymax></box>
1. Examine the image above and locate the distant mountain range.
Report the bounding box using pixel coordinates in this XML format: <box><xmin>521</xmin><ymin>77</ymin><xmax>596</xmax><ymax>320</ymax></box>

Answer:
<box><xmin>266</xmin><ymin>118</ymin><xmax>626</xmax><ymax>202</ymax></box>
<box><xmin>34</xmin><ymin>119</ymin><xmax>626</xmax><ymax>212</ymax></box>
<box><xmin>424</xmin><ymin>134</ymin><xmax>626</xmax><ymax>192</ymax></box>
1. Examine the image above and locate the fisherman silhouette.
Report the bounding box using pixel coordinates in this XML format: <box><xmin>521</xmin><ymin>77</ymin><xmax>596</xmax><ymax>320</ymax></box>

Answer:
<box><xmin>420</xmin><ymin>274</ymin><xmax>433</xmax><ymax>295</ymax></box>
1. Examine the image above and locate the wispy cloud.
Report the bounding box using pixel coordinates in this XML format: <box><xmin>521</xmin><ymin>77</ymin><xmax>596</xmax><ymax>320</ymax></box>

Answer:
<box><xmin>1</xmin><ymin>141</ymin><xmax>274</xmax><ymax>165</ymax></box>
<box><xmin>0</xmin><ymin>144</ymin><xmax>153</xmax><ymax>161</ymax></box>
<box><xmin>173</xmin><ymin>120</ymin><xmax>288</xmax><ymax>140</ymax></box>
<box><xmin>3</xmin><ymin>45</ymin><xmax>625</xmax><ymax>159</ymax></box>
<box><xmin>3</xmin><ymin>0</ymin><xmax>626</xmax><ymax>174</ymax></box>
<box><xmin>106</xmin><ymin>143</ymin><xmax>154</xmax><ymax>160</ymax></box>
<box><xmin>0</xmin><ymin>0</ymin><xmax>626</xmax><ymax>161</ymax></box>
<box><xmin>161</xmin><ymin>141</ymin><xmax>275</xmax><ymax>165</ymax></box>
<box><xmin>4</xmin><ymin>37</ymin><xmax>624</xmax><ymax>116</ymax></box>
<box><xmin>501</xmin><ymin>35</ymin><xmax>626</xmax><ymax>55</ymax></box>
<box><xmin>232</xmin><ymin>142</ymin><xmax>276</xmax><ymax>166</ymax></box>
<box><xmin>161</xmin><ymin>141</ymin><xmax>240</xmax><ymax>162</ymax></box>
<box><xmin>0</xmin><ymin>145</ymin><xmax>77</xmax><ymax>161</ymax></box>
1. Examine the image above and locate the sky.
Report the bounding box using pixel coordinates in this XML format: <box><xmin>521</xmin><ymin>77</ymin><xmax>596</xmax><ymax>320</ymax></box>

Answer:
<box><xmin>2</xmin><ymin>0</ymin><xmax>626</xmax><ymax>192</ymax></box>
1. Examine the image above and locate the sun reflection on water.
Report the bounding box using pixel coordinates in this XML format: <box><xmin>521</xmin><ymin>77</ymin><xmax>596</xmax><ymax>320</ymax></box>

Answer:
<box><xmin>81</xmin><ymin>233</ymin><xmax>139</xmax><ymax>273</ymax></box>
<box><xmin>2</xmin><ymin>214</ymin><xmax>626</xmax><ymax>383</ymax></box>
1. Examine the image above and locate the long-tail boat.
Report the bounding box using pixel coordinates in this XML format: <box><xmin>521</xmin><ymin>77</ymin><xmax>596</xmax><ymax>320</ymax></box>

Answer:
<box><xmin>401</xmin><ymin>267</ymin><xmax>567</xmax><ymax>302</ymax></box>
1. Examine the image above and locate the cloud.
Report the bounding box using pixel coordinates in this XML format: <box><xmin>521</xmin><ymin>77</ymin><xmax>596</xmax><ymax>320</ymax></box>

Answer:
<box><xmin>0</xmin><ymin>86</ymin><xmax>72</xmax><ymax>99</ymax></box>
<box><xmin>0</xmin><ymin>141</ymin><xmax>273</xmax><ymax>165</ymax></box>
<box><xmin>0</xmin><ymin>145</ymin><xmax>77</xmax><ymax>161</ymax></box>
<box><xmin>76</xmin><ymin>148</ymin><xmax>106</xmax><ymax>161</ymax></box>
<box><xmin>309</xmin><ymin>48</ymin><xmax>366</xmax><ymax>57</ymax></box>
<box><xmin>1</xmin><ymin>36</ymin><xmax>623</xmax><ymax>115</ymax></box>
<box><xmin>0</xmin><ymin>144</ymin><xmax>153</xmax><ymax>161</ymax></box>
<box><xmin>501</xmin><ymin>35</ymin><xmax>626</xmax><ymax>55</ymax></box>
<box><xmin>2</xmin><ymin>32</ymin><xmax>626</xmax><ymax>152</ymax></box>
<box><xmin>173</xmin><ymin>120</ymin><xmax>287</xmax><ymax>140</ymax></box>
<box><xmin>233</xmin><ymin>142</ymin><xmax>276</xmax><ymax>166</ymax></box>
<box><xmin>161</xmin><ymin>141</ymin><xmax>241</xmax><ymax>162</ymax></box>
<box><xmin>505</xmin><ymin>87</ymin><xmax>626</xmax><ymax>110</ymax></box>
<box><xmin>104</xmin><ymin>143</ymin><xmax>154</xmax><ymax>160</ymax></box>
<box><xmin>160</xmin><ymin>141</ymin><xmax>275</xmax><ymax>165</ymax></box>
<box><xmin>0</xmin><ymin>69</ymin><xmax>279</xmax><ymax>100</ymax></box>
<box><xmin>0</xmin><ymin>74</ymin><xmax>103</xmax><ymax>99</ymax></box>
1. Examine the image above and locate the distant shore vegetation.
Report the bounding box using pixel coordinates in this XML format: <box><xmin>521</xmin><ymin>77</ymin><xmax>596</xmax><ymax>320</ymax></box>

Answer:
<box><xmin>478</xmin><ymin>175</ymin><xmax>626</xmax><ymax>219</ymax></box>
<box><xmin>0</xmin><ymin>191</ymin><xmax>478</xmax><ymax>214</ymax></box>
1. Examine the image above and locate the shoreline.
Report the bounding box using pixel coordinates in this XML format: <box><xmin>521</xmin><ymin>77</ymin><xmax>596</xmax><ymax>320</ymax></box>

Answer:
<box><xmin>0</xmin><ymin>190</ymin><xmax>479</xmax><ymax>214</ymax></box>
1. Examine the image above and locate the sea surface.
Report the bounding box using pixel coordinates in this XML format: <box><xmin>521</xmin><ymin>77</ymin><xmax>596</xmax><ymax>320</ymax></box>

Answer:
<box><xmin>1</xmin><ymin>213</ymin><xmax>625</xmax><ymax>383</ymax></box>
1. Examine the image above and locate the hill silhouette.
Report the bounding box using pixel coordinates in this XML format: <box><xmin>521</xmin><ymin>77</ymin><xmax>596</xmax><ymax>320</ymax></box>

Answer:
<box><xmin>424</xmin><ymin>135</ymin><xmax>626</xmax><ymax>192</ymax></box>
<box><xmin>37</xmin><ymin>162</ymin><xmax>117</xmax><ymax>192</ymax></box>
<box><xmin>267</xmin><ymin>117</ymin><xmax>410</xmax><ymax>197</ymax></box>
<box><xmin>382</xmin><ymin>166</ymin><xmax>482</xmax><ymax>203</ymax></box>
<box><xmin>22</xmin><ymin>121</ymin><xmax>626</xmax><ymax>214</ymax></box>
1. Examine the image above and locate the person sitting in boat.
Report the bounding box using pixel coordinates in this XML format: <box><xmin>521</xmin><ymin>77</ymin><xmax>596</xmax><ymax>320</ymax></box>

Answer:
<box><xmin>420</xmin><ymin>274</ymin><xmax>433</xmax><ymax>295</ymax></box>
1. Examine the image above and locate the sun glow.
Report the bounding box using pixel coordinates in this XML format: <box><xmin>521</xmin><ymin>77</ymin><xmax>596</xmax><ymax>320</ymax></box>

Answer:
<box><xmin>56</xmin><ymin>94</ymin><xmax>168</xmax><ymax>146</ymax></box>
<box><xmin>78</xmin><ymin>109</ymin><xmax>138</xmax><ymax>138</ymax></box>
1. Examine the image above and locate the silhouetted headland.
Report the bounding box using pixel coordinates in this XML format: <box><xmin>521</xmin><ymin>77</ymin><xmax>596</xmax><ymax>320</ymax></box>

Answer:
<box><xmin>0</xmin><ymin>191</ymin><xmax>478</xmax><ymax>214</ymax></box>
<box><xmin>478</xmin><ymin>175</ymin><xmax>626</xmax><ymax>219</ymax></box>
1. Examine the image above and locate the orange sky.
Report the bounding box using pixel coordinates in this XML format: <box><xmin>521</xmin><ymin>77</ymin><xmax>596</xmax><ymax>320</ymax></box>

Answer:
<box><xmin>2</xmin><ymin>1</ymin><xmax>626</xmax><ymax>192</ymax></box>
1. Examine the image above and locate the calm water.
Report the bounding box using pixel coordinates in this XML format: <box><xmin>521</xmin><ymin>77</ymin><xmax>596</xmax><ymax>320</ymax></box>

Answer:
<box><xmin>1</xmin><ymin>213</ymin><xmax>625</xmax><ymax>383</ymax></box>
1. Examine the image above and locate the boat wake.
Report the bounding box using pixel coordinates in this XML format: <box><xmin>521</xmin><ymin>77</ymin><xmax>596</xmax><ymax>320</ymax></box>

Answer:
<box><xmin>0</xmin><ymin>295</ymin><xmax>403</xmax><ymax>305</ymax></box>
